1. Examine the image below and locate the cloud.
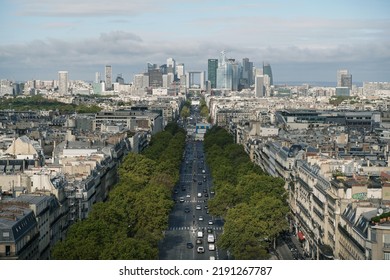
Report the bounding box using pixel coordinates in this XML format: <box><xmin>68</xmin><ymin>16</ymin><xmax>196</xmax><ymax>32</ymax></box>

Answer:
<box><xmin>0</xmin><ymin>30</ymin><xmax>389</xmax><ymax>82</ymax></box>
<box><xmin>99</xmin><ymin>31</ymin><xmax>142</xmax><ymax>42</ymax></box>
<box><xmin>13</xmin><ymin>0</ymin><xmax>172</xmax><ymax>17</ymax></box>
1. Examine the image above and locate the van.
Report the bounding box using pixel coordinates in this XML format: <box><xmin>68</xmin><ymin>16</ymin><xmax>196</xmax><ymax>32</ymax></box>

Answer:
<box><xmin>207</xmin><ymin>234</ymin><xmax>215</xmax><ymax>243</ymax></box>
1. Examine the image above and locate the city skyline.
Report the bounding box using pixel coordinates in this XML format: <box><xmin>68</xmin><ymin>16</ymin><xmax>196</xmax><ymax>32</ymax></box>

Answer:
<box><xmin>0</xmin><ymin>0</ymin><xmax>389</xmax><ymax>83</ymax></box>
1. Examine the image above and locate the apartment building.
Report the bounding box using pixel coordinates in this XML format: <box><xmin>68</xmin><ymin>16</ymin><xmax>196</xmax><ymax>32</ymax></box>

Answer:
<box><xmin>0</xmin><ymin>201</ymin><xmax>39</xmax><ymax>260</ymax></box>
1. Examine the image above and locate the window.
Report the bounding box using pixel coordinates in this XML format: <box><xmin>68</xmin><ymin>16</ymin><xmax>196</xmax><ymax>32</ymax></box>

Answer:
<box><xmin>383</xmin><ymin>234</ymin><xmax>390</xmax><ymax>244</ymax></box>
<box><xmin>385</xmin><ymin>253</ymin><xmax>390</xmax><ymax>260</ymax></box>
<box><xmin>2</xmin><ymin>232</ymin><xmax>10</xmax><ymax>238</ymax></box>
<box><xmin>371</xmin><ymin>229</ymin><xmax>377</xmax><ymax>242</ymax></box>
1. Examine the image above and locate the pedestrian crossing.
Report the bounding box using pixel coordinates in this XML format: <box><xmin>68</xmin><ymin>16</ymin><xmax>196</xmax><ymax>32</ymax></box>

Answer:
<box><xmin>181</xmin><ymin>199</ymin><xmax>208</xmax><ymax>203</ymax></box>
<box><xmin>168</xmin><ymin>226</ymin><xmax>223</xmax><ymax>231</ymax></box>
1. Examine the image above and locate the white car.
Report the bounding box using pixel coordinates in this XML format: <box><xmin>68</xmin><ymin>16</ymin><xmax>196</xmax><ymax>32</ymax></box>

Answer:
<box><xmin>197</xmin><ymin>246</ymin><xmax>205</xmax><ymax>253</ymax></box>
<box><xmin>196</xmin><ymin>205</ymin><xmax>201</xmax><ymax>210</ymax></box>
<box><xmin>198</xmin><ymin>216</ymin><xmax>204</xmax><ymax>221</ymax></box>
<box><xmin>186</xmin><ymin>194</ymin><xmax>191</xmax><ymax>198</ymax></box>
<box><xmin>208</xmin><ymin>220</ymin><xmax>214</xmax><ymax>225</ymax></box>
<box><xmin>208</xmin><ymin>244</ymin><xmax>215</xmax><ymax>251</ymax></box>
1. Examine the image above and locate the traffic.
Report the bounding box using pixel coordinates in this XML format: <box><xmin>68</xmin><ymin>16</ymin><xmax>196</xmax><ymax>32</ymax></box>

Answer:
<box><xmin>159</xmin><ymin>103</ymin><xmax>226</xmax><ymax>260</ymax></box>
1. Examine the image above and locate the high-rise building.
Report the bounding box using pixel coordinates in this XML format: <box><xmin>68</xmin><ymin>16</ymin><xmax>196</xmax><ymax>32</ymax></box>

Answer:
<box><xmin>263</xmin><ymin>63</ymin><xmax>273</xmax><ymax>86</ymax></box>
<box><xmin>255</xmin><ymin>75</ymin><xmax>264</xmax><ymax>98</ymax></box>
<box><xmin>147</xmin><ymin>63</ymin><xmax>157</xmax><ymax>72</ymax></box>
<box><xmin>159</xmin><ymin>64</ymin><xmax>167</xmax><ymax>75</ymax></box>
<box><xmin>242</xmin><ymin>58</ymin><xmax>253</xmax><ymax>88</ymax></box>
<box><xmin>337</xmin><ymin>69</ymin><xmax>352</xmax><ymax>89</ymax></box>
<box><xmin>216</xmin><ymin>51</ymin><xmax>234</xmax><ymax>90</ymax></box>
<box><xmin>116</xmin><ymin>74</ymin><xmax>124</xmax><ymax>85</ymax></box>
<box><xmin>58</xmin><ymin>71</ymin><xmax>68</xmax><ymax>95</ymax></box>
<box><xmin>149</xmin><ymin>69</ymin><xmax>163</xmax><ymax>88</ymax></box>
<box><xmin>95</xmin><ymin>72</ymin><xmax>100</xmax><ymax>83</ymax></box>
<box><xmin>105</xmin><ymin>65</ymin><xmax>112</xmax><ymax>90</ymax></box>
<box><xmin>167</xmin><ymin>58</ymin><xmax>176</xmax><ymax>74</ymax></box>
<box><xmin>176</xmin><ymin>63</ymin><xmax>185</xmax><ymax>80</ymax></box>
<box><xmin>208</xmin><ymin>59</ymin><xmax>218</xmax><ymax>89</ymax></box>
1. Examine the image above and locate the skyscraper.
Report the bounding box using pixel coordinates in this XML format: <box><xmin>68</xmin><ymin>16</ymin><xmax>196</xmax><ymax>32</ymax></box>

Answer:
<box><xmin>337</xmin><ymin>69</ymin><xmax>352</xmax><ymax>89</ymax></box>
<box><xmin>95</xmin><ymin>72</ymin><xmax>101</xmax><ymax>83</ymax></box>
<box><xmin>58</xmin><ymin>71</ymin><xmax>68</xmax><ymax>95</ymax></box>
<box><xmin>242</xmin><ymin>58</ymin><xmax>253</xmax><ymax>88</ymax></box>
<box><xmin>167</xmin><ymin>58</ymin><xmax>176</xmax><ymax>74</ymax></box>
<box><xmin>105</xmin><ymin>65</ymin><xmax>112</xmax><ymax>90</ymax></box>
<box><xmin>255</xmin><ymin>75</ymin><xmax>264</xmax><ymax>98</ymax></box>
<box><xmin>176</xmin><ymin>63</ymin><xmax>185</xmax><ymax>79</ymax></box>
<box><xmin>208</xmin><ymin>59</ymin><xmax>218</xmax><ymax>89</ymax></box>
<box><xmin>263</xmin><ymin>63</ymin><xmax>273</xmax><ymax>86</ymax></box>
<box><xmin>216</xmin><ymin>51</ymin><xmax>236</xmax><ymax>90</ymax></box>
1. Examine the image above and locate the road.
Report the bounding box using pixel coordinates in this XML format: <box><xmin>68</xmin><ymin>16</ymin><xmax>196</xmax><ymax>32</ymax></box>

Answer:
<box><xmin>159</xmin><ymin>140</ymin><xmax>227</xmax><ymax>260</ymax></box>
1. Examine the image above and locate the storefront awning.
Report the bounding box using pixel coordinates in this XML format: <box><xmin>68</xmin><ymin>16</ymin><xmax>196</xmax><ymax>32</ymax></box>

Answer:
<box><xmin>298</xmin><ymin>231</ymin><xmax>305</xmax><ymax>241</ymax></box>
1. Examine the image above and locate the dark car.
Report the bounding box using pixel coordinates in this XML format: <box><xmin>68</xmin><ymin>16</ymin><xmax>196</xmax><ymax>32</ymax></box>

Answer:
<box><xmin>184</xmin><ymin>207</ymin><xmax>190</xmax><ymax>213</ymax></box>
<box><xmin>187</xmin><ymin>242</ymin><xmax>194</xmax><ymax>249</ymax></box>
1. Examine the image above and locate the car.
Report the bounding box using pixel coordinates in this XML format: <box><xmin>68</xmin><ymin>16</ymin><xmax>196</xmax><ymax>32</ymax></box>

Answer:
<box><xmin>210</xmin><ymin>191</ymin><xmax>215</xmax><ymax>195</ymax></box>
<box><xmin>208</xmin><ymin>244</ymin><xmax>215</xmax><ymax>251</ymax></box>
<box><xmin>184</xmin><ymin>207</ymin><xmax>190</xmax><ymax>213</ymax></box>
<box><xmin>204</xmin><ymin>193</ymin><xmax>209</xmax><ymax>197</ymax></box>
<box><xmin>208</xmin><ymin>220</ymin><xmax>214</xmax><ymax>225</ymax></box>
<box><xmin>198</xmin><ymin>182</ymin><xmax>202</xmax><ymax>185</ymax></box>
<box><xmin>203</xmin><ymin>189</ymin><xmax>208</xmax><ymax>193</ymax></box>
<box><xmin>186</xmin><ymin>242</ymin><xmax>194</xmax><ymax>249</ymax></box>
<box><xmin>179</xmin><ymin>197</ymin><xmax>185</xmax><ymax>203</ymax></box>
<box><xmin>209</xmin><ymin>256</ymin><xmax>215</xmax><ymax>260</ymax></box>
<box><xmin>198</xmin><ymin>216</ymin><xmax>204</xmax><ymax>221</ymax></box>
<box><xmin>206</xmin><ymin>209</ymin><xmax>209</xmax><ymax>214</ymax></box>
<box><xmin>197</xmin><ymin>246</ymin><xmax>205</xmax><ymax>253</ymax></box>
<box><xmin>186</xmin><ymin>194</ymin><xmax>191</xmax><ymax>198</ymax></box>
<box><xmin>204</xmin><ymin>205</ymin><xmax>208</xmax><ymax>209</ymax></box>
<box><xmin>174</xmin><ymin>189</ymin><xmax>178</xmax><ymax>194</ymax></box>
<box><xmin>197</xmin><ymin>192</ymin><xmax>202</xmax><ymax>198</ymax></box>
<box><xmin>196</xmin><ymin>205</ymin><xmax>201</xmax><ymax>210</ymax></box>
<box><xmin>181</xmin><ymin>187</ymin><xmax>186</xmax><ymax>191</ymax></box>
<box><xmin>203</xmin><ymin>179</ymin><xmax>207</xmax><ymax>182</ymax></box>
<box><xmin>196</xmin><ymin>239</ymin><xmax>202</xmax><ymax>244</ymax></box>
<box><xmin>207</xmin><ymin>228</ymin><xmax>213</xmax><ymax>233</ymax></box>
<box><xmin>197</xmin><ymin>231</ymin><xmax>203</xmax><ymax>238</ymax></box>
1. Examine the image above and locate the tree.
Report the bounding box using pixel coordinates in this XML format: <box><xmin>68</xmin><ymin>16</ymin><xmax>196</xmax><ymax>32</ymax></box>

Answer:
<box><xmin>180</xmin><ymin>105</ymin><xmax>190</xmax><ymax>119</ymax></box>
<box><xmin>51</xmin><ymin>122</ymin><xmax>186</xmax><ymax>260</ymax></box>
<box><xmin>218</xmin><ymin>195</ymin><xmax>289</xmax><ymax>259</ymax></box>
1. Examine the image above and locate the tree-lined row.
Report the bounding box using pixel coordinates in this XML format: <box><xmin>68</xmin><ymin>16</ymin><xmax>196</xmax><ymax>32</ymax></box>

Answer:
<box><xmin>51</xmin><ymin>123</ymin><xmax>186</xmax><ymax>259</ymax></box>
<box><xmin>0</xmin><ymin>95</ymin><xmax>101</xmax><ymax>113</ymax></box>
<box><xmin>204</xmin><ymin>126</ymin><xmax>289</xmax><ymax>259</ymax></box>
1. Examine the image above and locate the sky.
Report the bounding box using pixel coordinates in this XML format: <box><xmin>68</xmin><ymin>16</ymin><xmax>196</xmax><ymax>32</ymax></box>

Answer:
<box><xmin>0</xmin><ymin>0</ymin><xmax>389</xmax><ymax>84</ymax></box>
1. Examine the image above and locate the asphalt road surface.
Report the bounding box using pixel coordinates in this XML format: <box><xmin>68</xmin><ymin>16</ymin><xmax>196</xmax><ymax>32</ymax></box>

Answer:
<box><xmin>159</xmin><ymin>140</ymin><xmax>227</xmax><ymax>260</ymax></box>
